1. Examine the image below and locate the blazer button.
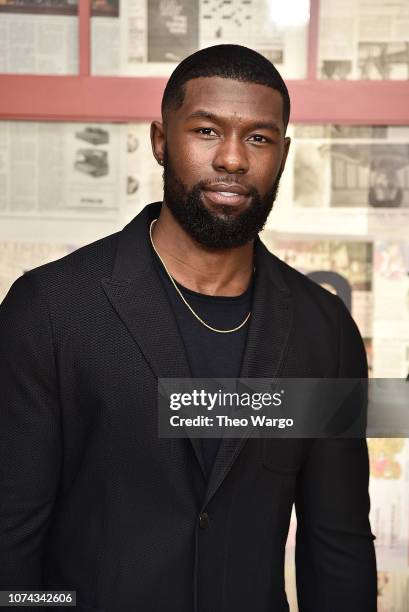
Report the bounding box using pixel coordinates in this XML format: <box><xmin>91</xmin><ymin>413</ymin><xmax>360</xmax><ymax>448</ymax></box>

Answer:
<box><xmin>199</xmin><ymin>512</ymin><xmax>210</xmax><ymax>529</ymax></box>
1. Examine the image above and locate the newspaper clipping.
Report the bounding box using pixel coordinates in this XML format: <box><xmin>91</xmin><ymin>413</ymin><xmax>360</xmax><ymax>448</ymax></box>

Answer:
<box><xmin>318</xmin><ymin>0</ymin><xmax>409</xmax><ymax>80</ymax></box>
<box><xmin>0</xmin><ymin>0</ymin><xmax>78</xmax><ymax>75</ymax></box>
<box><xmin>91</xmin><ymin>0</ymin><xmax>308</xmax><ymax>78</ymax></box>
<box><xmin>0</xmin><ymin>121</ymin><xmax>124</xmax><ymax>220</ymax></box>
<box><xmin>272</xmin><ymin>125</ymin><xmax>409</xmax><ymax>238</ymax></box>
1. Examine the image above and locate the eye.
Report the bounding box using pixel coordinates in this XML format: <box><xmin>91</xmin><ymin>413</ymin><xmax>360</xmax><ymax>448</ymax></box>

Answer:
<box><xmin>248</xmin><ymin>134</ymin><xmax>269</xmax><ymax>143</ymax></box>
<box><xmin>195</xmin><ymin>127</ymin><xmax>218</xmax><ymax>137</ymax></box>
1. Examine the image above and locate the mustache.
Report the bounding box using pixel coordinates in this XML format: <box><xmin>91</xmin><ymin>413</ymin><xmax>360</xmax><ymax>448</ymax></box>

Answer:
<box><xmin>198</xmin><ymin>176</ymin><xmax>250</xmax><ymax>186</ymax></box>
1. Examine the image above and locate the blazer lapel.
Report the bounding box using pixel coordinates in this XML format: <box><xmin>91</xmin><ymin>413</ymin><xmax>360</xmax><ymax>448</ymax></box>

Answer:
<box><xmin>100</xmin><ymin>202</ymin><xmax>295</xmax><ymax>497</ymax></box>
<box><xmin>203</xmin><ymin>238</ymin><xmax>294</xmax><ymax>506</ymax></box>
<box><xmin>101</xmin><ymin>202</ymin><xmax>207</xmax><ymax>476</ymax></box>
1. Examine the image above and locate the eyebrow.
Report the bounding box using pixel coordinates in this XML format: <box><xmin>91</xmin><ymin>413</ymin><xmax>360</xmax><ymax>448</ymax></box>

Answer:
<box><xmin>185</xmin><ymin>110</ymin><xmax>282</xmax><ymax>135</ymax></box>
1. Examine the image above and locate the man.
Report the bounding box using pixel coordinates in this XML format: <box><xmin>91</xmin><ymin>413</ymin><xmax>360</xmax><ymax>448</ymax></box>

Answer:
<box><xmin>0</xmin><ymin>45</ymin><xmax>377</xmax><ymax>611</ymax></box>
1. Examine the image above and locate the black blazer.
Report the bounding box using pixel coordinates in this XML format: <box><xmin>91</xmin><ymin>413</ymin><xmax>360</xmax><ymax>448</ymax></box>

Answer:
<box><xmin>0</xmin><ymin>202</ymin><xmax>377</xmax><ymax>612</ymax></box>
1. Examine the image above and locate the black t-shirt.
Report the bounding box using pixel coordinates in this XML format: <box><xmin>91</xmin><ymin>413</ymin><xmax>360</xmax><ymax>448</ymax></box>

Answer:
<box><xmin>152</xmin><ymin>249</ymin><xmax>253</xmax><ymax>476</ymax></box>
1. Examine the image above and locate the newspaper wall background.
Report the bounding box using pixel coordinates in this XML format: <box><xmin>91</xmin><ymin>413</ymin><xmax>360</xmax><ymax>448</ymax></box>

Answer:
<box><xmin>318</xmin><ymin>0</ymin><xmax>409</xmax><ymax>80</ymax></box>
<box><xmin>4</xmin><ymin>0</ymin><xmax>409</xmax><ymax>80</ymax></box>
<box><xmin>0</xmin><ymin>121</ymin><xmax>124</xmax><ymax>221</ymax></box>
<box><xmin>0</xmin><ymin>119</ymin><xmax>408</xmax><ymax>611</ymax></box>
<box><xmin>92</xmin><ymin>0</ymin><xmax>409</xmax><ymax>81</ymax></box>
<box><xmin>270</xmin><ymin>124</ymin><xmax>409</xmax><ymax>239</ymax></box>
<box><xmin>0</xmin><ymin>0</ymin><xmax>78</xmax><ymax>75</ymax></box>
<box><xmin>126</xmin><ymin>122</ymin><xmax>163</xmax><ymax>222</ymax></box>
<box><xmin>91</xmin><ymin>0</ymin><xmax>308</xmax><ymax>78</ymax></box>
<box><xmin>261</xmin><ymin>231</ymin><xmax>409</xmax><ymax>609</ymax></box>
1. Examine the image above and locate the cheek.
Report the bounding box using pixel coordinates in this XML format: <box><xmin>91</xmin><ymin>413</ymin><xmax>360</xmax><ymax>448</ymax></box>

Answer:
<box><xmin>184</xmin><ymin>138</ymin><xmax>215</xmax><ymax>168</ymax></box>
<box><xmin>170</xmin><ymin>142</ymin><xmax>213</xmax><ymax>183</ymax></box>
<box><xmin>261</xmin><ymin>152</ymin><xmax>284</xmax><ymax>179</ymax></box>
<box><xmin>257</xmin><ymin>165</ymin><xmax>281</xmax><ymax>195</ymax></box>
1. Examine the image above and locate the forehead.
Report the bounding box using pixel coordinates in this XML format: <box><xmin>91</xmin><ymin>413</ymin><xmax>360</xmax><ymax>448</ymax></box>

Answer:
<box><xmin>176</xmin><ymin>76</ymin><xmax>284</xmax><ymax>129</ymax></box>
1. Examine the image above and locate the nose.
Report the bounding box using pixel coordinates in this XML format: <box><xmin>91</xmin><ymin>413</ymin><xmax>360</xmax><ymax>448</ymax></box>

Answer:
<box><xmin>212</xmin><ymin>135</ymin><xmax>249</xmax><ymax>174</ymax></box>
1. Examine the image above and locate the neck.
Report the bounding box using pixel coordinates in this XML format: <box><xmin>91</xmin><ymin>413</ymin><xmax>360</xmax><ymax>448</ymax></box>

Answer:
<box><xmin>151</xmin><ymin>203</ymin><xmax>255</xmax><ymax>297</ymax></box>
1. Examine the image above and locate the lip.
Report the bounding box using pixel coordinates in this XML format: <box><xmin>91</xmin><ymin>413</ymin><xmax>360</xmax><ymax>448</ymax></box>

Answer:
<box><xmin>203</xmin><ymin>183</ymin><xmax>249</xmax><ymax>195</ymax></box>
<box><xmin>202</xmin><ymin>183</ymin><xmax>250</xmax><ymax>206</ymax></box>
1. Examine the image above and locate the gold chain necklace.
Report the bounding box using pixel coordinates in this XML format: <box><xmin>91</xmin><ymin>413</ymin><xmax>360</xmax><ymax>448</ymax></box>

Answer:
<box><xmin>149</xmin><ymin>219</ymin><xmax>252</xmax><ymax>334</ymax></box>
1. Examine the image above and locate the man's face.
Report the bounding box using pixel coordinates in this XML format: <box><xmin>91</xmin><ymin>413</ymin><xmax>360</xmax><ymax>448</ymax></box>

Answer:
<box><xmin>152</xmin><ymin>76</ymin><xmax>290</xmax><ymax>248</ymax></box>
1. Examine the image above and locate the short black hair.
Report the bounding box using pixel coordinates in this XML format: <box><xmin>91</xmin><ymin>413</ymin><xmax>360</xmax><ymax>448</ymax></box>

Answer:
<box><xmin>161</xmin><ymin>44</ymin><xmax>291</xmax><ymax>129</ymax></box>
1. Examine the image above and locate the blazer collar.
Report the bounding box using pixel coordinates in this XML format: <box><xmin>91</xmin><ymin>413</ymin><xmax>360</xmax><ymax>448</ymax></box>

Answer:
<box><xmin>102</xmin><ymin>202</ymin><xmax>189</xmax><ymax>378</ymax></box>
<box><xmin>101</xmin><ymin>202</ymin><xmax>294</xmax><ymax>503</ymax></box>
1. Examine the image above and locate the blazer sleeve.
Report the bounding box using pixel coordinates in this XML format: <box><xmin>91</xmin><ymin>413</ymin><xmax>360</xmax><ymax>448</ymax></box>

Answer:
<box><xmin>0</xmin><ymin>272</ymin><xmax>62</xmax><ymax>588</ymax></box>
<box><xmin>294</xmin><ymin>296</ymin><xmax>378</xmax><ymax>611</ymax></box>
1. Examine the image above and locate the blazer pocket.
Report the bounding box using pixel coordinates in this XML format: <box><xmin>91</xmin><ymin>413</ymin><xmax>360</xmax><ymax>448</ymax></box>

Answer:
<box><xmin>262</xmin><ymin>438</ymin><xmax>306</xmax><ymax>474</ymax></box>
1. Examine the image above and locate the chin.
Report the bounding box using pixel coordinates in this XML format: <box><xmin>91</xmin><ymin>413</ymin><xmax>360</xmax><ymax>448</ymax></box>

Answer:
<box><xmin>203</xmin><ymin>198</ymin><xmax>252</xmax><ymax>219</ymax></box>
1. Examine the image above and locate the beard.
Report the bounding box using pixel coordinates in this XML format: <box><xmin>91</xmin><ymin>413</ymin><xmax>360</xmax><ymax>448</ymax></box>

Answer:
<box><xmin>162</xmin><ymin>149</ymin><xmax>283</xmax><ymax>249</ymax></box>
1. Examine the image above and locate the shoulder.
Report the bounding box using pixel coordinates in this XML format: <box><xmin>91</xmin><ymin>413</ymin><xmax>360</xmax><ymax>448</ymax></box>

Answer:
<box><xmin>32</xmin><ymin>230</ymin><xmax>120</xmax><ymax>285</ymax></box>
<box><xmin>3</xmin><ymin>231</ymin><xmax>121</xmax><ymax>302</ymax></box>
<box><xmin>265</xmin><ymin>245</ymin><xmax>342</xmax><ymax>320</ymax></box>
<box><xmin>1</xmin><ymin>231</ymin><xmax>122</xmax><ymax>343</ymax></box>
<box><xmin>263</xmin><ymin>245</ymin><xmax>367</xmax><ymax>377</ymax></box>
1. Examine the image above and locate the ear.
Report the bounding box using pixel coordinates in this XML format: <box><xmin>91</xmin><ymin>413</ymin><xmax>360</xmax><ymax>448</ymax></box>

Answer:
<box><xmin>280</xmin><ymin>136</ymin><xmax>291</xmax><ymax>173</ymax></box>
<box><xmin>150</xmin><ymin>121</ymin><xmax>166</xmax><ymax>167</ymax></box>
